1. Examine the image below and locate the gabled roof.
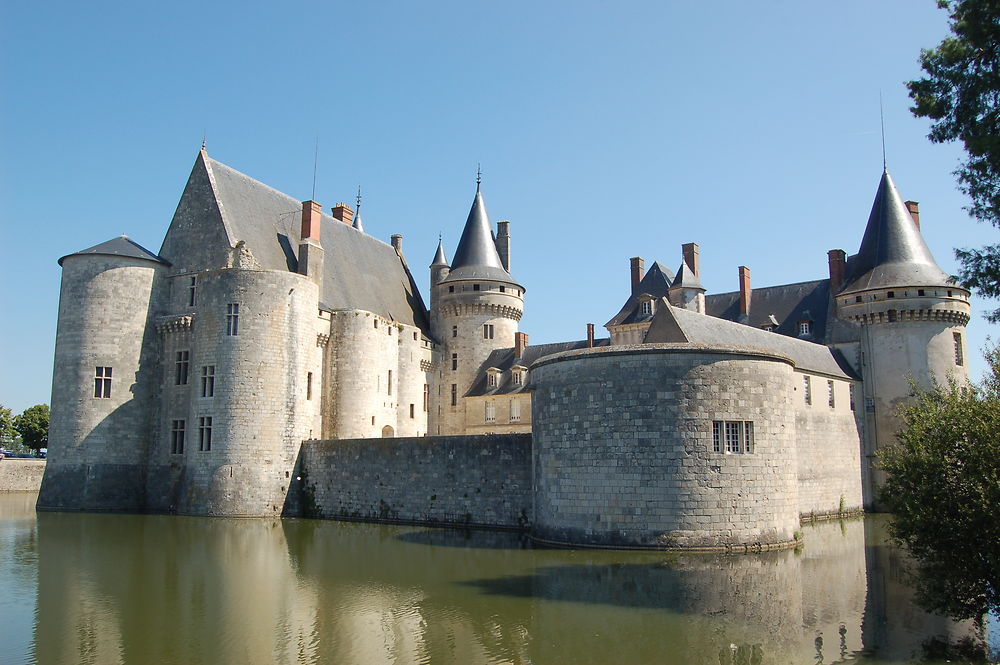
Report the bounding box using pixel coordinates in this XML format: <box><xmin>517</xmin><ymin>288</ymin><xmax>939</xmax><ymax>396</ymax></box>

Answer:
<box><xmin>705</xmin><ymin>279</ymin><xmax>832</xmax><ymax>343</ymax></box>
<box><xmin>158</xmin><ymin>150</ymin><xmax>430</xmax><ymax>331</ymax></box>
<box><xmin>466</xmin><ymin>338</ymin><xmax>611</xmax><ymax>396</ymax></box>
<box><xmin>605</xmin><ymin>261</ymin><xmax>675</xmax><ymax>327</ymax></box>
<box><xmin>59</xmin><ymin>235</ymin><xmax>169</xmax><ymax>266</ymax></box>
<box><xmin>842</xmin><ymin>170</ymin><xmax>952</xmax><ymax>292</ymax></box>
<box><xmin>670</xmin><ymin>260</ymin><xmax>704</xmax><ymax>290</ymax></box>
<box><xmin>646</xmin><ymin>303</ymin><xmax>857</xmax><ymax>380</ymax></box>
<box><xmin>441</xmin><ymin>189</ymin><xmax>520</xmax><ymax>285</ymax></box>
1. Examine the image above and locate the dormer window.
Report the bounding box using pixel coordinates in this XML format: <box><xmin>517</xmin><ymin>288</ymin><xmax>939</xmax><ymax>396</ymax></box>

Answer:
<box><xmin>638</xmin><ymin>295</ymin><xmax>655</xmax><ymax>316</ymax></box>
<box><xmin>511</xmin><ymin>365</ymin><xmax>527</xmax><ymax>387</ymax></box>
<box><xmin>641</xmin><ymin>301</ymin><xmax>650</xmax><ymax>315</ymax></box>
<box><xmin>486</xmin><ymin>367</ymin><xmax>502</xmax><ymax>389</ymax></box>
<box><xmin>798</xmin><ymin>321</ymin><xmax>811</xmax><ymax>336</ymax></box>
<box><xmin>762</xmin><ymin>325</ymin><xmax>774</xmax><ymax>332</ymax></box>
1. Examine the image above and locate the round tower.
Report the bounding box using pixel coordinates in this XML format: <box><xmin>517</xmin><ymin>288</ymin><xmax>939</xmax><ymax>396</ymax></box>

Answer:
<box><xmin>834</xmin><ymin>170</ymin><xmax>971</xmax><ymax>507</ymax></box>
<box><xmin>39</xmin><ymin>236</ymin><xmax>168</xmax><ymax>512</ymax></box>
<box><xmin>429</xmin><ymin>185</ymin><xmax>525</xmax><ymax>435</ymax></box>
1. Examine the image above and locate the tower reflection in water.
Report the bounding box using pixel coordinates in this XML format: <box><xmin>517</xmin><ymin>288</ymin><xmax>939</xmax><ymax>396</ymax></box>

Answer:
<box><xmin>32</xmin><ymin>510</ymin><xmax>985</xmax><ymax>665</ymax></box>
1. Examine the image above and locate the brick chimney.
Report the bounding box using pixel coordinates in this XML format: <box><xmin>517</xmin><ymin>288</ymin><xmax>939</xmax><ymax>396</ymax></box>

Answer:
<box><xmin>738</xmin><ymin>266</ymin><xmax>751</xmax><ymax>317</ymax></box>
<box><xmin>496</xmin><ymin>221</ymin><xmax>511</xmax><ymax>272</ymax></box>
<box><xmin>905</xmin><ymin>200</ymin><xmax>920</xmax><ymax>230</ymax></box>
<box><xmin>301</xmin><ymin>200</ymin><xmax>322</xmax><ymax>240</ymax></box>
<box><xmin>681</xmin><ymin>243</ymin><xmax>700</xmax><ymax>277</ymax></box>
<box><xmin>331</xmin><ymin>202</ymin><xmax>354</xmax><ymax>225</ymax></box>
<box><xmin>298</xmin><ymin>200</ymin><xmax>324</xmax><ymax>283</ymax></box>
<box><xmin>828</xmin><ymin>249</ymin><xmax>846</xmax><ymax>291</ymax></box>
<box><xmin>514</xmin><ymin>332</ymin><xmax>528</xmax><ymax>359</ymax></box>
<box><xmin>630</xmin><ymin>257</ymin><xmax>645</xmax><ymax>294</ymax></box>
<box><xmin>587</xmin><ymin>323</ymin><xmax>595</xmax><ymax>348</ymax></box>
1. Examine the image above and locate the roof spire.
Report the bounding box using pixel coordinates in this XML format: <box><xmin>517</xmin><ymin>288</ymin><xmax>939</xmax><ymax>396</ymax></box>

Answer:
<box><xmin>431</xmin><ymin>234</ymin><xmax>449</xmax><ymax>267</ymax></box>
<box><xmin>356</xmin><ymin>185</ymin><xmax>362</xmax><ymax>211</ymax></box>
<box><xmin>201</xmin><ymin>132</ymin><xmax>207</xmax><ymax>151</ymax></box>
<box><xmin>476</xmin><ymin>163</ymin><xmax>482</xmax><ymax>192</ymax></box>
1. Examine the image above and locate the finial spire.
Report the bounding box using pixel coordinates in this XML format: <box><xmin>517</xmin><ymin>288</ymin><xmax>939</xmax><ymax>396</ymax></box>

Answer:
<box><xmin>476</xmin><ymin>163</ymin><xmax>482</xmax><ymax>191</ymax></box>
<box><xmin>201</xmin><ymin>132</ymin><xmax>207</xmax><ymax>151</ymax></box>
<box><xmin>356</xmin><ymin>185</ymin><xmax>362</xmax><ymax>211</ymax></box>
<box><xmin>879</xmin><ymin>91</ymin><xmax>886</xmax><ymax>171</ymax></box>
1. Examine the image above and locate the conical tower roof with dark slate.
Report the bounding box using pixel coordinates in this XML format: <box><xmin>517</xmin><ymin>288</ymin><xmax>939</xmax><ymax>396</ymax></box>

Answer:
<box><xmin>843</xmin><ymin>170</ymin><xmax>952</xmax><ymax>292</ymax></box>
<box><xmin>352</xmin><ymin>211</ymin><xmax>364</xmax><ymax>232</ymax></box>
<box><xmin>441</xmin><ymin>188</ymin><xmax>521</xmax><ymax>285</ymax></box>
<box><xmin>59</xmin><ymin>235</ymin><xmax>170</xmax><ymax>266</ymax></box>
<box><xmin>431</xmin><ymin>237</ymin><xmax>449</xmax><ymax>267</ymax></box>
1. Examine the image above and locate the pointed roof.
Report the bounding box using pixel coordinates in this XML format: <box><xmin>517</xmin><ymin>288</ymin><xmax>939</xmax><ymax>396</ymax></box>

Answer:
<box><xmin>431</xmin><ymin>237</ymin><xmax>449</xmax><ymax>267</ymax></box>
<box><xmin>842</xmin><ymin>170</ymin><xmax>952</xmax><ymax>292</ymax></box>
<box><xmin>59</xmin><ymin>235</ymin><xmax>169</xmax><ymax>266</ymax></box>
<box><xmin>605</xmin><ymin>261</ymin><xmax>675</xmax><ymax>326</ymax></box>
<box><xmin>442</xmin><ymin>190</ymin><xmax>520</xmax><ymax>284</ymax></box>
<box><xmin>670</xmin><ymin>260</ymin><xmax>704</xmax><ymax>290</ymax></box>
<box><xmin>352</xmin><ymin>212</ymin><xmax>364</xmax><ymax>232</ymax></box>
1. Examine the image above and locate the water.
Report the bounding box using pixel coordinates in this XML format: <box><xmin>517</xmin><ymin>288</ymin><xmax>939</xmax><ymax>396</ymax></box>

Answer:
<box><xmin>0</xmin><ymin>493</ymin><xmax>994</xmax><ymax>665</ymax></box>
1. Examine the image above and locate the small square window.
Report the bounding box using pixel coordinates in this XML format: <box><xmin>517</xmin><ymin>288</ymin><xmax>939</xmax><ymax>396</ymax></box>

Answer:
<box><xmin>448</xmin><ymin>286</ymin><xmax>455</xmax><ymax>293</ymax></box>
<box><xmin>473</xmin><ymin>284</ymin><xmax>480</xmax><ymax>291</ymax></box>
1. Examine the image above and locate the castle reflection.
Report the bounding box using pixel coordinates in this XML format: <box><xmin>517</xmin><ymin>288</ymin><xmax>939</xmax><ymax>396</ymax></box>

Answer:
<box><xmin>19</xmin><ymin>501</ymin><xmax>986</xmax><ymax>665</ymax></box>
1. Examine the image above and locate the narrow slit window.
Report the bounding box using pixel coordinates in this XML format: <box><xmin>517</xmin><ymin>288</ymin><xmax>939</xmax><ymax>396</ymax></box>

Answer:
<box><xmin>828</xmin><ymin>380</ymin><xmax>835</xmax><ymax>408</ymax></box>
<box><xmin>450</xmin><ymin>384</ymin><xmax>457</xmax><ymax>406</ymax></box>
<box><xmin>803</xmin><ymin>376</ymin><xmax>812</xmax><ymax>405</ymax></box>
<box><xmin>307</xmin><ymin>372</ymin><xmax>313</xmax><ymax>400</ymax></box>
<box><xmin>188</xmin><ymin>276</ymin><xmax>197</xmax><ymax>307</ymax></box>
<box><xmin>954</xmin><ymin>332</ymin><xmax>964</xmax><ymax>366</ymax></box>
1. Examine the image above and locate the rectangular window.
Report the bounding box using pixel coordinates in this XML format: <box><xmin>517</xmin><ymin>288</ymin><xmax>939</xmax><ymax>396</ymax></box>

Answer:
<box><xmin>725</xmin><ymin>421</ymin><xmax>742</xmax><ymax>454</ymax></box>
<box><xmin>483</xmin><ymin>324</ymin><xmax>494</xmax><ymax>339</ymax></box>
<box><xmin>712</xmin><ymin>420</ymin><xmax>754</xmax><ymax>454</ymax></box>
<box><xmin>743</xmin><ymin>421</ymin><xmax>754</xmax><ymax>453</ymax></box>
<box><xmin>451</xmin><ymin>384</ymin><xmax>457</xmax><ymax>406</ymax></box>
<box><xmin>387</xmin><ymin>370</ymin><xmax>393</xmax><ymax>395</ymax></box>
<box><xmin>198</xmin><ymin>416</ymin><xmax>212</xmax><ymax>452</ymax></box>
<box><xmin>188</xmin><ymin>276</ymin><xmax>197</xmax><ymax>307</ymax></box>
<box><xmin>201</xmin><ymin>365</ymin><xmax>215</xmax><ymax>398</ymax></box>
<box><xmin>954</xmin><ymin>332</ymin><xmax>964</xmax><ymax>366</ymax></box>
<box><xmin>451</xmin><ymin>354</ymin><xmax>458</xmax><ymax>371</ymax></box>
<box><xmin>409</xmin><ymin>403</ymin><xmax>415</xmax><ymax>419</ymax></box>
<box><xmin>712</xmin><ymin>421</ymin><xmax>722</xmax><ymax>453</ymax></box>
<box><xmin>171</xmin><ymin>420</ymin><xmax>186</xmax><ymax>454</ymax></box>
<box><xmin>803</xmin><ymin>376</ymin><xmax>812</xmax><ymax>405</ymax></box>
<box><xmin>94</xmin><ymin>366</ymin><xmax>112</xmax><ymax>398</ymax></box>
<box><xmin>448</xmin><ymin>285</ymin><xmax>455</xmax><ymax>293</ymax></box>
<box><xmin>175</xmin><ymin>350</ymin><xmax>189</xmax><ymax>385</ymax></box>
<box><xmin>423</xmin><ymin>383</ymin><xmax>429</xmax><ymax>411</ymax></box>
<box><xmin>798</xmin><ymin>321</ymin><xmax>810</xmax><ymax>335</ymax></box>
<box><xmin>510</xmin><ymin>398</ymin><xmax>521</xmax><ymax>422</ymax></box>
<box><xmin>307</xmin><ymin>372</ymin><xmax>313</xmax><ymax>400</ymax></box>
<box><xmin>452</xmin><ymin>325</ymin><xmax>458</xmax><ymax>338</ymax></box>
<box><xmin>226</xmin><ymin>303</ymin><xmax>240</xmax><ymax>336</ymax></box>
<box><xmin>487</xmin><ymin>373</ymin><xmax>497</xmax><ymax>388</ymax></box>
<box><xmin>485</xmin><ymin>401</ymin><xmax>496</xmax><ymax>423</ymax></box>
<box><xmin>828</xmin><ymin>380</ymin><xmax>835</xmax><ymax>408</ymax></box>
<box><xmin>849</xmin><ymin>385</ymin><xmax>856</xmax><ymax>412</ymax></box>
<box><xmin>512</xmin><ymin>370</ymin><xmax>523</xmax><ymax>386</ymax></box>
<box><xmin>473</xmin><ymin>284</ymin><xmax>480</xmax><ymax>291</ymax></box>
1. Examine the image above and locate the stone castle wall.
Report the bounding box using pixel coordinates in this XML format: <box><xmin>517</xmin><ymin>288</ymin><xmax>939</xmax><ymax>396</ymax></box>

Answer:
<box><xmin>530</xmin><ymin>344</ymin><xmax>802</xmax><ymax>549</ymax></box>
<box><xmin>299</xmin><ymin>434</ymin><xmax>532</xmax><ymax>528</ymax></box>
<box><xmin>0</xmin><ymin>460</ymin><xmax>46</xmax><ymax>492</ymax></box>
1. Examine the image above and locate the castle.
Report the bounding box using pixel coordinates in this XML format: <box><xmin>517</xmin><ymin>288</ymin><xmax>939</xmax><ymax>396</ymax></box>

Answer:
<box><xmin>38</xmin><ymin>148</ymin><xmax>971</xmax><ymax>549</ymax></box>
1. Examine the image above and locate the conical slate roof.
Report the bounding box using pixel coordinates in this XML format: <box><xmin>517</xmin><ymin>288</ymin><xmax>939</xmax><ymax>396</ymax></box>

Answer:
<box><xmin>842</xmin><ymin>170</ymin><xmax>952</xmax><ymax>292</ymax></box>
<box><xmin>670</xmin><ymin>260</ymin><xmax>704</xmax><ymax>290</ymax></box>
<box><xmin>59</xmin><ymin>235</ymin><xmax>169</xmax><ymax>266</ymax></box>
<box><xmin>431</xmin><ymin>238</ymin><xmax>449</xmax><ymax>267</ymax></box>
<box><xmin>442</xmin><ymin>190</ymin><xmax>520</xmax><ymax>284</ymax></box>
<box><xmin>352</xmin><ymin>212</ymin><xmax>364</xmax><ymax>232</ymax></box>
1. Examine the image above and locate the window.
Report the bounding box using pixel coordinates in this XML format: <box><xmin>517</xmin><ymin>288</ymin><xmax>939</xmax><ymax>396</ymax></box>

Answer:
<box><xmin>413</xmin><ymin>332</ymin><xmax>418</xmax><ymax>341</ymax></box>
<box><xmin>374</xmin><ymin>319</ymin><xmax>378</xmax><ymax>329</ymax></box>
<box><xmin>387</xmin><ymin>370</ymin><xmax>392</xmax><ymax>395</ymax></box>
<box><xmin>226</xmin><ymin>303</ymin><xmax>240</xmax><ymax>336</ymax></box>
<box><xmin>828</xmin><ymin>380</ymin><xmax>835</xmax><ymax>408</ymax></box>
<box><xmin>887</xmin><ymin>310</ymin><xmax>897</xmax><ymax>322</ymax></box>
<box><xmin>512</xmin><ymin>369</ymin><xmax>523</xmax><ymax>386</ymax></box>
<box><xmin>198</xmin><ymin>416</ymin><xmax>212</xmax><ymax>451</ymax></box>
<box><xmin>499</xmin><ymin>286</ymin><xmax>505</xmax><ymax>293</ymax></box>
<box><xmin>918</xmin><ymin>289</ymin><xmax>925</xmax><ymax>297</ymax></box>
<box><xmin>798</xmin><ymin>321</ymin><xmax>811</xmax><ymax>335</ymax></box>
<box><xmin>94</xmin><ymin>367</ymin><xmax>112</xmax><ymax>398</ymax></box>
<box><xmin>409</xmin><ymin>403</ymin><xmax>415</xmax><ymax>419</ymax></box>
<box><xmin>448</xmin><ymin>285</ymin><xmax>455</xmax><ymax>293</ymax></box>
<box><xmin>640</xmin><ymin>300</ymin><xmax>651</xmax><ymax>315</ymax></box>
<box><xmin>451</xmin><ymin>354</ymin><xmax>458</xmax><ymax>371</ymax></box>
<box><xmin>712</xmin><ymin>420</ymin><xmax>754</xmax><ymax>454</ymax></box>
<box><xmin>423</xmin><ymin>383</ymin><xmax>429</xmax><ymax>411</ymax></box>
<box><xmin>487</xmin><ymin>373</ymin><xmax>497</xmax><ymax>388</ymax></box>
<box><xmin>803</xmin><ymin>376</ymin><xmax>812</xmax><ymax>405</ymax></box>
<box><xmin>887</xmin><ymin>291</ymin><xmax>895</xmax><ymax>299</ymax></box>
<box><xmin>947</xmin><ymin>290</ymin><xmax>953</xmax><ymax>297</ymax></box>
<box><xmin>954</xmin><ymin>332</ymin><xmax>964</xmax><ymax>366</ymax></box>
<box><xmin>473</xmin><ymin>284</ymin><xmax>480</xmax><ymax>291</ymax></box>
<box><xmin>483</xmin><ymin>324</ymin><xmax>494</xmax><ymax>339</ymax></box>
<box><xmin>485</xmin><ymin>401</ymin><xmax>496</xmax><ymax>423</ymax></box>
<box><xmin>510</xmin><ymin>398</ymin><xmax>521</xmax><ymax>422</ymax></box>
<box><xmin>201</xmin><ymin>365</ymin><xmax>215</xmax><ymax>398</ymax></box>
<box><xmin>849</xmin><ymin>385</ymin><xmax>856</xmax><ymax>412</ymax></box>
<box><xmin>450</xmin><ymin>384</ymin><xmax>457</xmax><ymax>406</ymax></box>
<box><xmin>307</xmin><ymin>372</ymin><xmax>313</xmax><ymax>400</ymax></box>
<box><xmin>452</xmin><ymin>325</ymin><xmax>458</xmax><ymax>338</ymax></box>
<box><xmin>188</xmin><ymin>276</ymin><xmax>197</xmax><ymax>307</ymax></box>
<box><xmin>171</xmin><ymin>420</ymin><xmax>186</xmax><ymax>454</ymax></box>
<box><xmin>175</xmin><ymin>351</ymin><xmax>189</xmax><ymax>385</ymax></box>
<box><xmin>855</xmin><ymin>295</ymin><xmax>862</xmax><ymax>303</ymax></box>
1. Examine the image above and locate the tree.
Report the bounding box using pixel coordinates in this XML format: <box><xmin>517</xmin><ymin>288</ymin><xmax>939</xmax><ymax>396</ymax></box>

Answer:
<box><xmin>13</xmin><ymin>404</ymin><xmax>49</xmax><ymax>453</ymax></box>
<box><xmin>876</xmin><ymin>350</ymin><xmax>1000</xmax><ymax>623</ymax></box>
<box><xmin>907</xmin><ymin>0</ymin><xmax>1000</xmax><ymax>319</ymax></box>
<box><xmin>0</xmin><ymin>405</ymin><xmax>15</xmax><ymax>446</ymax></box>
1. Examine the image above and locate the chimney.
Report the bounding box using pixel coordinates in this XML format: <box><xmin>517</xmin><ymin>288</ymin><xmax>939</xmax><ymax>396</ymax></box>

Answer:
<box><xmin>514</xmin><ymin>332</ymin><xmax>528</xmax><ymax>359</ymax></box>
<box><xmin>828</xmin><ymin>249</ymin><xmax>846</xmax><ymax>291</ymax></box>
<box><xmin>298</xmin><ymin>200</ymin><xmax>324</xmax><ymax>283</ymax></box>
<box><xmin>331</xmin><ymin>202</ymin><xmax>354</xmax><ymax>225</ymax></box>
<box><xmin>905</xmin><ymin>200</ymin><xmax>920</xmax><ymax>231</ymax></box>
<box><xmin>630</xmin><ymin>257</ymin><xmax>645</xmax><ymax>294</ymax></box>
<box><xmin>391</xmin><ymin>234</ymin><xmax>403</xmax><ymax>254</ymax></box>
<box><xmin>738</xmin><ymin>266</ymin><xmax>751</xmax><ymax>317</ymax></box>
<box><xmin>495</xmin><ymin>221</ymin><xmax>511</xmax><ymax>272</ymax></box>
<box><xmin>586</xmin><ymin>323</ymin><xmax>595</xmax><ymax>348</ymax></box>
<box><xmin>681</xmin><ymin>243</ymin><xmax>700</xmax><ymax>277</ymax></box>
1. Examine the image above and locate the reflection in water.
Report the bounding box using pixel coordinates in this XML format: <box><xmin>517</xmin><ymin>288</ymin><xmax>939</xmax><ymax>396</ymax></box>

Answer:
<box><xmin>0</xmin><ymin>493</ymin><xmax>985</xmax><ymax>665</ymax></box>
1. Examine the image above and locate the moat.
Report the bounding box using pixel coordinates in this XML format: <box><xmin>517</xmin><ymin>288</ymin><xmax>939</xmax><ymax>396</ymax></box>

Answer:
<box><xmin>0</xmin><ymin>493</ymin><xmax>995</xmax><ymax>665</ymax></box>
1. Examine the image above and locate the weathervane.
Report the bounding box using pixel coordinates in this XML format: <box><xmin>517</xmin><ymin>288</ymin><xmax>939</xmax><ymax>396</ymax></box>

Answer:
<box><xmin>356</xmin><ymin>185</ymin><xmax>362</xmax><ymax>211</ymax></box>
<box><xmin>476</xmin><ymin>163</ymin><xmax>482</xmax><ymax>191</ymax></box>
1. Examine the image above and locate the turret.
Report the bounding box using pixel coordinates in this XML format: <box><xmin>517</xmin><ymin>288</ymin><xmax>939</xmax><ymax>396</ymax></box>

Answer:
<box><xmin>834</xmin><ymin>169</ymin><xmax>971</xmax><ymax>507</ymax></box>
<box><xmin>668</xmin><ymin>243</ymin><xmax>706</xmax><ymax>313</ymax></box>
<box><xmin>429</xmin><ymin>183</ymin><xmax>525</xmax><ymax>435</ymax></box>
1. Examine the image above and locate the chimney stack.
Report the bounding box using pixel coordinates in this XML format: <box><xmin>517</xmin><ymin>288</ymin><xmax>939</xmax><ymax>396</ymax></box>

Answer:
<box><xmin>828</xmin><ymin>249</ymin><xmax>846</xmax><ymax>291</ymax></box>
<box><xmin>391</xmin><ymin>234</ymin><xmax>403</xmax><ymax>254</ymax></box>
<box><xmin>905</xmin><ymin>200</ymin><xmax>920</xmax><ymax>231</ymax></box>
<box><xmin>331</xmin><ymin>202</ymin><xmax>354</xmax><ymax>225</ymax></box>
<box><xmin>681</xmin><ymin>243</ymin><xmax>700</xmax><ymax>277</ymax></box>
<box><xmin>630</xmin><ymin>257</ymin><xmax>645</xmax><ymax>294</ymax></box>
<box><xmin>301</xmin><ymin>200</ymin><xmax>322</xmax><ymax>240</ymax></box>
<box><xmin>738</xmin><ymin>266</ymin><xmax>751</xmax><ymax>317</ymax></box>
<box><xmin>496</xmin><ymin>221</ymin><xmax>511</xmax><ymax>272</ymax></box>
<box><xmin>587</xmin><ymin>323</ymin><xmax>595</xmax><ymax>348</ymax></box>
<box><xmin>298</xmin><ymin>200</ymin><xmax>324</xmax><ymax>284</ymax></box>
<box><xmin>514</xmin><ymin>332</ymin><xmax>528</xmax><ymax>359</ymax></box>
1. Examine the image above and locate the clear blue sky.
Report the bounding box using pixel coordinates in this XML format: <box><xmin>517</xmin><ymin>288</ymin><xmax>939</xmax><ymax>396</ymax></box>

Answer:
<box><xmin>0</xmin><ymin>1</ymin><xmax>995</xmax><ymax>414</ymax></box>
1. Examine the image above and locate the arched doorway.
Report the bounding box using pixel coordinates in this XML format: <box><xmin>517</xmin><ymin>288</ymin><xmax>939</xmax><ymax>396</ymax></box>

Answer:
<box><xmin>381</xmin><ymin>425</ymin><xmax>394</xmax><ymax>438</ymax></box>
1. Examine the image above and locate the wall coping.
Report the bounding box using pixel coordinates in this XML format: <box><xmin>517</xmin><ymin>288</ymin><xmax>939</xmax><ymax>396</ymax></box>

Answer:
<box><xmin>530</xmin><ymin>342</ymin><xmax>796</xmax><ymax>371</ymax></box>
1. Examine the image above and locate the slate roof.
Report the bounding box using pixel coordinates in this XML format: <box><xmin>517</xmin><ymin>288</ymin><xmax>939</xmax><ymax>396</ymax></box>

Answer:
<box><xmin>605</xmin><ymin>261</ymin><xmax>676</xmax><ymax>327</ymax></box>
<box><xmin>705</xmin><ymin>279</ymin><xmax>832</xmax><ymax>343</ymax></box>
<box><xmin>163</xmin><ymin>152</ymin><xmax>430</xmax><ymax>332</ymax></box>
<box><xmin>646</xmin><ymin>303</ymin><xmax>858</xmax><ymax>380</ymax></box>
<box><xmin>466</xmin><ymin>338</ymin><xmax>611</xmax><ymax>396</ymax></box>
<box><xmin>441</xmin><ymin>189</ymin><xmax>521</xmax><ymax>285</ymax></box>
<box><xmin>670</xmin><ymin>260</ymin><xmax>704</xmax><ymax>290</ymax></box>
<box><xmin>59</xmin><ymin>235</ymin><xmax>170</xmax><ymax>266</ymax></box>
<box><xmin>431</xmin><ymin>238</ymin><xmax>448</xmax><ymax>266</ymax></box>
<box><xmin>842</xmin><ymin>169</ymin><xmax>953</xmax><ymax>293</ymax></box>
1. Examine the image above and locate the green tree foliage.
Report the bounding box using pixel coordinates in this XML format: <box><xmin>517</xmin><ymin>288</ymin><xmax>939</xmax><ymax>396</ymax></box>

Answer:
<box><xmin>907</xmin><ymin>0</ymin><xmax>1000</xmax><ymax>319</ymax></box>
<box><xmin>13</xmin><ymin>404</ymin><xmax>49</xmax><ymax>453</ymax></box>
<box><xmin>877</xmin><ymin>351</ymin><xmax>1000</xmax><ymax>622</ymax></box>
<box><xmin>0</xmin><ymin>405</ymin><xmax>15</xmax><ymax>445</ymax></box>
